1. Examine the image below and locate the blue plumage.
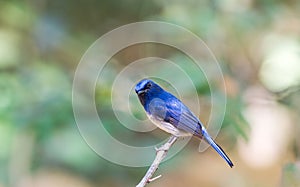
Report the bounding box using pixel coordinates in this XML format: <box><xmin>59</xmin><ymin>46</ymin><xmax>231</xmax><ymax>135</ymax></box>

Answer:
<box><xmin>135</xmin><ymin>79</ymin><xmax>234</xmax><ymax>168</ymax></box>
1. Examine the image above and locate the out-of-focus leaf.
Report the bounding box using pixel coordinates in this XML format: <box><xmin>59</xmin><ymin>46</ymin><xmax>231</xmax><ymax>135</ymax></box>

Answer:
<box><xmin>223</xmin><ymin>96</ymin><xmax>249</xmax><ymax>141</ymax></box>
<box><xmin>281</xmin><ymin>163</ymin><xmax>300</xmax><ymax>187</ymax></box>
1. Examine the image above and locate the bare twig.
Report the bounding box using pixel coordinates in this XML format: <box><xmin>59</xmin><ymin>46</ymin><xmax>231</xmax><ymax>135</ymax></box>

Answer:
<box><xmin>136</xmin><ymin>135</ymin><xmax>178</xmax><ymax>187</ymax></box>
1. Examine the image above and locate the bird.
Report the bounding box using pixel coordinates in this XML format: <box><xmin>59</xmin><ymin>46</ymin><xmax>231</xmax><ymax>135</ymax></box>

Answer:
<box><xmin>135</xmin><ymin>79</ymin><xmax>234</xmax><ymax>168</ymax></box>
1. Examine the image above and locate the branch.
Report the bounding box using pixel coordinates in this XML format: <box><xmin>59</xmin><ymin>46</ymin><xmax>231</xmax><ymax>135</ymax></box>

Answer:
<box><xmin>136</xmin><ymin>135</ymin><xmax>178</xmax><ymax>187</ymax></box>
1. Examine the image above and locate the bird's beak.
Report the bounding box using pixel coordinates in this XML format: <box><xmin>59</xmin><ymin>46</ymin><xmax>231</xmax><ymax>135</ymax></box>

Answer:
<box><xmin>136</xmin><ymin>90</ymin><xmax>145</xmax><ymax>94</ymax></box>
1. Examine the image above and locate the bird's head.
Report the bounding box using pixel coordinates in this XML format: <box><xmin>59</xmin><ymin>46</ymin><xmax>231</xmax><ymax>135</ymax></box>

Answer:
<box><xmin>135</xmin><ymin>79</ymin><xmax>154</xmax><ymax>95</ymax></box>
<box><xmin>135</xmin><ymin>79</ymin><xmax>164</xmax><ymax>107</ymax></box>
<box><xmin>135</xmin><ymin>79</ymin><xmax>163</xmax><ymax>96</ymax></box>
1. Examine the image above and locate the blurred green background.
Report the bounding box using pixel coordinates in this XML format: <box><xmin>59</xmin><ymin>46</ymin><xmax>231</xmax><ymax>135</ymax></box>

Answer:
<box><xmin>1</xmin><ymin>0</ymin><xmax>300</xmax><ymax>187</ymax></box>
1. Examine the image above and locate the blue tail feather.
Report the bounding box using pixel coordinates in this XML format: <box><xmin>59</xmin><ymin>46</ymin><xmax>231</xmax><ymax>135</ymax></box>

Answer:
<box><xmin>202</xmin><ymin>129</ymin><xmax>234</xmax><ymax>168</ymax></box>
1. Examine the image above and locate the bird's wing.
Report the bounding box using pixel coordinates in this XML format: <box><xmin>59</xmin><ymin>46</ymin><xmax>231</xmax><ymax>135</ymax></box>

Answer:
<box><xmin>146</xmin><ymin>93</ymin><xmax>203</xmax><ymax>137</ymax></box>
<box><xmin>164</xmin><ymin>96</ymin><xmax>203</xmax><ymax>138</ymax></box>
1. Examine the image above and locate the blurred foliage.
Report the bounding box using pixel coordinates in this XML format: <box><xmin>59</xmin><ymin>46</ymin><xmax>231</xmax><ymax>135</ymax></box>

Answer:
<box><xmin>0</xmin><ymin>0</ymin><xmax>300</xmax><ymax>187</ymax></box>
<box><xmin>281</xmin><ymin>163</ymin><xmax>300</xmax><ymax>187</ymax></box>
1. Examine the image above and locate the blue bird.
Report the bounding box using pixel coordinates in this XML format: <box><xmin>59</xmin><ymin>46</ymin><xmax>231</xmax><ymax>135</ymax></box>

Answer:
<box><xmin>135</xmin><ymin>79</ymin><xmax>234</xmax><ymax>168</ymax></box>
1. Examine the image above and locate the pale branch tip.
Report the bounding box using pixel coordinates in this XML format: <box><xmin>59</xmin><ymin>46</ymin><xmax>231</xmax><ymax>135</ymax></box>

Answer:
<box><xmin>148</xmin><ymin>175</ymin><xmax>162</xmax><ymax>183</ymax></box>
<box><xmin>136</xmin><ymin>135</ymin><xmax>178</xmax><ymax>187</ymax></box>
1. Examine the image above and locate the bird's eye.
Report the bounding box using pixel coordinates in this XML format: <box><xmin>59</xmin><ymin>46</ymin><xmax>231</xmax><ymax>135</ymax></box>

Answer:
<box><xmin>146</xmin><ymin>82</ymin><xmax>152</xmax><ymax>89</ymax></box>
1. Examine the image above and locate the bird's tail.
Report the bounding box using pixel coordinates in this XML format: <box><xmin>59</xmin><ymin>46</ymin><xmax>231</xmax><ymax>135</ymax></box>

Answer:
<box><xmin>202</xmin><ymin>129</ymin><xmax>234</xmax><ymax>168</ymax></box>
